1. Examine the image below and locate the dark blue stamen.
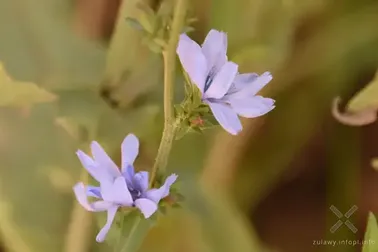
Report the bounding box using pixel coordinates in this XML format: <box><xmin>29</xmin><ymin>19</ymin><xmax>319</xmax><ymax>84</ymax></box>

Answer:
<box><xmin>204</xmin><ymin>68</ymin><xmax>216</xmax><ymax>92</ymax></box>
<box><xmin>129</xmin><ymin>188</ymin><xmax>142</xmax><ymax>201</ymax></box>
<box><xmin>204</xmin><ymin>75</ymin><xmax>212</xmax><ymax>92</ymax></box>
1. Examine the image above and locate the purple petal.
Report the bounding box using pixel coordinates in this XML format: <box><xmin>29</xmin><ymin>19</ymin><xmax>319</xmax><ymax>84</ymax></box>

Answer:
<box><xmin>122</xmin><ymin>165</ymin><xmax>135</xmax><ymax>188</ymax></box>
<box><xmin>229</xmin><ymin>72</ymin><xmax>272</xmax><ymax>99</ymax></box>
<box><xmin>133</xmin><ymin>171</ymin><xmax>149</xmax><ymax>193</ymax></box>
<box><xmin>134</xmin><ymin>198</ymin><xmax>158</xmax><ymax>218</ymax></box>
<box><xmin>177</xmin><ymin>34</ymin><xmax>208</xmax><ymax>92</ymax></box>
<box><xmin>87</xmin><ymin>186</ymin><xmax>102</xmax><ymax>198</ymax></box>
<box><xmin>229</xmin><ymin>96</ymin><xmax>275</xmax><ymax>118</ymax></box>
<box><xmin>121</xmin><ymin>134</ymin><xmax>139</xmax><ymax>172</ymax></box>
<box><xmin>90</xmin><ymin>141</ymin><xmax>121</xmax><ymax>179</ymax></box>
<box><xmin>73</xmin><ymin>183</ymin><xmax>113</xmax><ymax>212</ymax></box>
<box><xmin>207</xmin><ymin>101</ymin><xmax>242</xmax><ymax>135</ymax></box>
<box><xmin>144</xmin><ymin>174</ymin><xmax>178</xmax><ymax>203</ymax></box>
<box><xmin>228</xmin><ymin>73</ymin><xmax>259</xmax><ymax>94</ymax></box>
<box><xmin>205</xmin><ymin>62</ymin><xmax>238</xmax><ymax>99</ymax></box>
<box><xmin>101</xmin><ymin>177</ymin><xmax>133</xmax><ymax>206</ymax></box>
<box><xmin>201</xmin><ymin>29</ymin><xmax>228</xmax><ymax>74</ymax></box>
<box><xmin>76</xmin><ymin>150</ymin><xmax>102</xmax><ymax>182</ymax></box>
<box><xmin>96</xmin><ymin>206</ymin><xmax>119</xmax><ymax>242</ymax></box>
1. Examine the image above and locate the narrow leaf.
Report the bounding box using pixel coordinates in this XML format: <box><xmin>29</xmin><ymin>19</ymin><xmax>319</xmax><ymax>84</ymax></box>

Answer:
<box><xmin>347</xmin><ymin>70</ymin><xmax>378</xmax><ymax>112</ymax></box>
<box><xmin>362</xmin><ymin>212</ymin><xmax>378</xmax><ymax>252</ymax></box>
<box><xmin>125</xmin><ymin>17</ymin><xmax>144</xmax><ymax>31</ymax></box>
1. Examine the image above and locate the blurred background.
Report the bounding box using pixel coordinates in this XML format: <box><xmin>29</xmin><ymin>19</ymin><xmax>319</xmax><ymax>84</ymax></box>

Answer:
<box><xmin>0</xmin><ymin>0</ymin><xmax>378</xmax><ymax>251</ymax></box>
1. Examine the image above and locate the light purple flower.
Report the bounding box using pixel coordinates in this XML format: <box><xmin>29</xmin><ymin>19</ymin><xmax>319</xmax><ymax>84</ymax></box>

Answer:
<box><xmin>73</xmin><ymin>134</ymin><xmax>178</xmax><ymax>242</ymax></box>
<box><xmin>177</xmin><ymin>29</ymin><xmax>275</xmax><ymax>135</ymax></box>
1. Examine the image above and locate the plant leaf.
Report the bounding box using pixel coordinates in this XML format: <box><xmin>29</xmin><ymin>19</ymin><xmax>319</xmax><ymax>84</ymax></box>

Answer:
<box><xmin>362</xmin><ymin>212</ymin><xmax>378</xmax><ymax>252</ymax></box>
<box><xmin>0</xmin><ymin>63</ymin><xmax>56</xmax><ymax>107</ymax></box>
<box><xmin>347</xmin><ymin>71</ymin><xmax>378</xmax><ymax>112</ymax></box>
<box><xmin>125</xmin><ymin>17</ymin><xmax>144</xmax><ymax>31</ymax></box>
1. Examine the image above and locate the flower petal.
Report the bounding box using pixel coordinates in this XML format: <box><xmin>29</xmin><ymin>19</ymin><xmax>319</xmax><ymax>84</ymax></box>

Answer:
<box><xmin>96</xmin><ymin>206</ymin><xmax>119</xmax><ymax>242</ymax></box>
<box><xmin>76</xmin><ymin>150</ymin><xmax>103</xmax><ymax>182</ymax></box>
<box><xmin>207</xmin><ymin>101</ymin><xmax>242</xmax><ymax>135</ymax></box>
<box><xmin>201</xmin><ymin>29</ymin><xmax>228</xmax><ymax>73</ymax></box>
<box><xmin>229</xmin><ymin>96</ymin><xmax>275</xmax><ymax>118</ymax></box>
<box><xmin>205</xmin><ymin>62</ymin><xmax>238</xmax><ymax>99</ymax></box>
<box><xmin>87</xmin><ymin>186</ymin><xmax>102</xmax><ymax>198</ymax></box>
<box><xmin>144</xmin><ymin>174</ymin><xmax>178</xmax><ymax>203</ymax></box>
<box><xmin>122</xmin><ymin>165</ymin><xmax>135</xmax><ymax>188</ymax></box>
<box><xmin>228</xmin><ymin>72</ymin><xmax>272</xmax><ymax>99</ymax></box>
<box><xmin>177</xmin><ymin>34</ymin><xmax>208</xmax><ymax>92</ymax></box>
<box><xmin>90</xmin><ymin>141</ymin><xmax>121</xmax><ymax>179</ymax></box>
<box><xmin>101</xmin><ymin>177</ymin><xmax>133</xmax><ymax>206</ymax></box>
<box><xmin>133</xmin><ymin>171</ymin><xmax>149</xmax><ymax>193</ymax></box>
<box><xmin>135</xmin><ymin>198</ymin><xmax>158</xmax><ymax>218</ymax></box>
<box><xmin>73</xmin><ymin>183</ymin><xmax>112</xmax><ymax>212</ymax></box>
<box><xmin>121</xmin><ymin>134</ymin><xmax>139</xmax><ymax>171</ymax></box>
<box><xmin>228</xmin><ymin>73</ymin><xmax>259</xmax><ymax>93</ymax></box>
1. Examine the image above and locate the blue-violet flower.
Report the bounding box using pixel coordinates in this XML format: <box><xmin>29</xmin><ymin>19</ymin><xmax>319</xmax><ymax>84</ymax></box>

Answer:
<box><xmin>73</xmin><ymin>134</ymin><xmax>178</xmax><ymax>242</ymax></box>
<box><xmin>177</xmin><ymin>29</ymin><xmax>275</xmax><ymax>135</ymax></box>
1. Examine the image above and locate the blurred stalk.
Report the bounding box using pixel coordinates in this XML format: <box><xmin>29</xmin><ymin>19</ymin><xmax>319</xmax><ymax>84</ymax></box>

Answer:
<box><xmin>64</xmin><ymin>124</ymin><xmax>97</xmax><ymax>252</ymax></box>
<box><xmin>325</xmin><ymin>122</ymin><xmax>360</xmax><ymax>252</ymax></box>
<box><xmin>63</xmin><ymin>171</ymin><xmax>93</xmax><ymax>252</ymax></box>
<box><xmin>0</xmin><ymin>198</ymin><xmax>33</xmax><ymax>252</ymax></box>
<box><xmin>100</xmin><ymin>0</ymin><xmax>163</xmax><ymax>111</ymax></box>
<box><xmin>103</xmin><ymin>0</ymin><xmax>152</xmax><ymax>88</ymax></box>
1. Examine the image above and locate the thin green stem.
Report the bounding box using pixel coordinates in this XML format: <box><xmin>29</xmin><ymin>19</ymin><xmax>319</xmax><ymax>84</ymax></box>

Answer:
<box><xmin>119</xmin><ymin>218</ymin><xmax>140</xmax><ymax>252</ymax></box>
<box><xmin>149</xmin><ymin>0</ymin><xmax>187</xmax><ymax>186</ymax></box>
<box><xmin>114</xmin><ymin>214</ymin><xmax>125</xmax><ymax>252</ymax></box>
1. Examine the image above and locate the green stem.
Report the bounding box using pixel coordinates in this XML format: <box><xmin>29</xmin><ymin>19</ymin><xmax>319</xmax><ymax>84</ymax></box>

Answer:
<box><xmin>119</xmin><ymin>217</ymin><xmax>140</xmax><ymax>252</ymax></box>
<box><xmin>149</xmin><ymin>0</ymin><xmax>187</xmax><ymax>186</ymax></box>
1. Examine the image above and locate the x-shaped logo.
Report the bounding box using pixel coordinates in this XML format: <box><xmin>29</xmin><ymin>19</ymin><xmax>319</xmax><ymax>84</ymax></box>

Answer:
<box><xmin>330</xmin><ymin>205</ymin><xmax>358</xmax><ymax>233</ymax></box>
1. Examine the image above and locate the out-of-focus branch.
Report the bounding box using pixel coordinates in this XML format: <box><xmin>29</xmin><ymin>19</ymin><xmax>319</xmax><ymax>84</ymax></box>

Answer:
<box><xmin>73</xmin><ymin>0</ymin><xmax>121</xmax><ymax>39</ymax></box>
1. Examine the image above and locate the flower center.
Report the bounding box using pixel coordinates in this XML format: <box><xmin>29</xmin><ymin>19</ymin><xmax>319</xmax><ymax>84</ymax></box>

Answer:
<box><xmin>129</xmin><ymin>188</ymin><xmax>141</xmax><ymax>201</ymax></box>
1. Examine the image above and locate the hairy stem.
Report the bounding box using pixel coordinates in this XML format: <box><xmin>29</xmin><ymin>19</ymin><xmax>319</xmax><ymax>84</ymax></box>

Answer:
<box><xmin>149</xmin><ymin>0</ymin><xmax>187</xmax><ymax>186</ymax></box>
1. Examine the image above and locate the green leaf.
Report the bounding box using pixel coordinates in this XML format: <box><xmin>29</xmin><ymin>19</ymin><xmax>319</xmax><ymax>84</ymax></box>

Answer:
<box><xmin>125</xmin><ymin>17</ymin><xmax>144</xmax><ymax>31</ymax></box>
<box><xmin>138</xmin><ymin>13</ymin><xmax>156</xmax><ymax>34</ymax></box>
<box><xmin>153</xmin><ymin>38</ymin><xmax>167</xmax><ymax>48</ymax></box>
<box><xmin>136</xmin><ymin>1</ymin><xmax>155</xmax><ymax>17</ymax></box>
<box><xmin>0</xmin><ymin>0</ymin><xmax>105</xmax><ymax>91</ymax></box>
<box><xmin>175</xmin><ymin>125</ymin><xmax>191</xmax><ymax>140</ymax></box>
<box><xmin>0</xmin><ymin>63</ymin><xmax>56</xmax><ymax>107</ymax></box>
<box><xmin>347</xmin><ymin>70</ymin><xmax>378</xmax><ymax>112</ymax></box>
<box><xmin>362</xmin><ymin>212</ymin><xmax>378</xmax><ymax>252</ymax></box>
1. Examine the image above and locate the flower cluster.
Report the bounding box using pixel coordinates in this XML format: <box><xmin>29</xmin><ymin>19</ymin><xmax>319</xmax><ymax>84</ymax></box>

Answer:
<box><xmin>73</xmin><ymin>134</ymin><xmax>177</xmax><ymax>242</ymax></box>
<box><xmin>72</xmin><ymin>27</ymin><xmax>275</xmax><ymax>246</ymax></box>
<box><xmin>177</xmin><ymin>29</ymin><xmax>275</xmax><ymax>135</ymax></box>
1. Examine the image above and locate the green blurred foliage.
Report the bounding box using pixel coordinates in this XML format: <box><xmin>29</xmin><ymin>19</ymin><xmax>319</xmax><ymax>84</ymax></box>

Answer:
<box><xmin>0</xmin><ymin>0</ymin><xmax>378</xmax><ymax>252</ymax></box>
<box><xmin>348</xmin><ymin>71</ymin><xmax>378</xmax><ymax>112</ymax></box>
<box><xmin>362</xmin><ymin>213</ymin><xmax>378</xmax><ymax>252</ymax></box>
